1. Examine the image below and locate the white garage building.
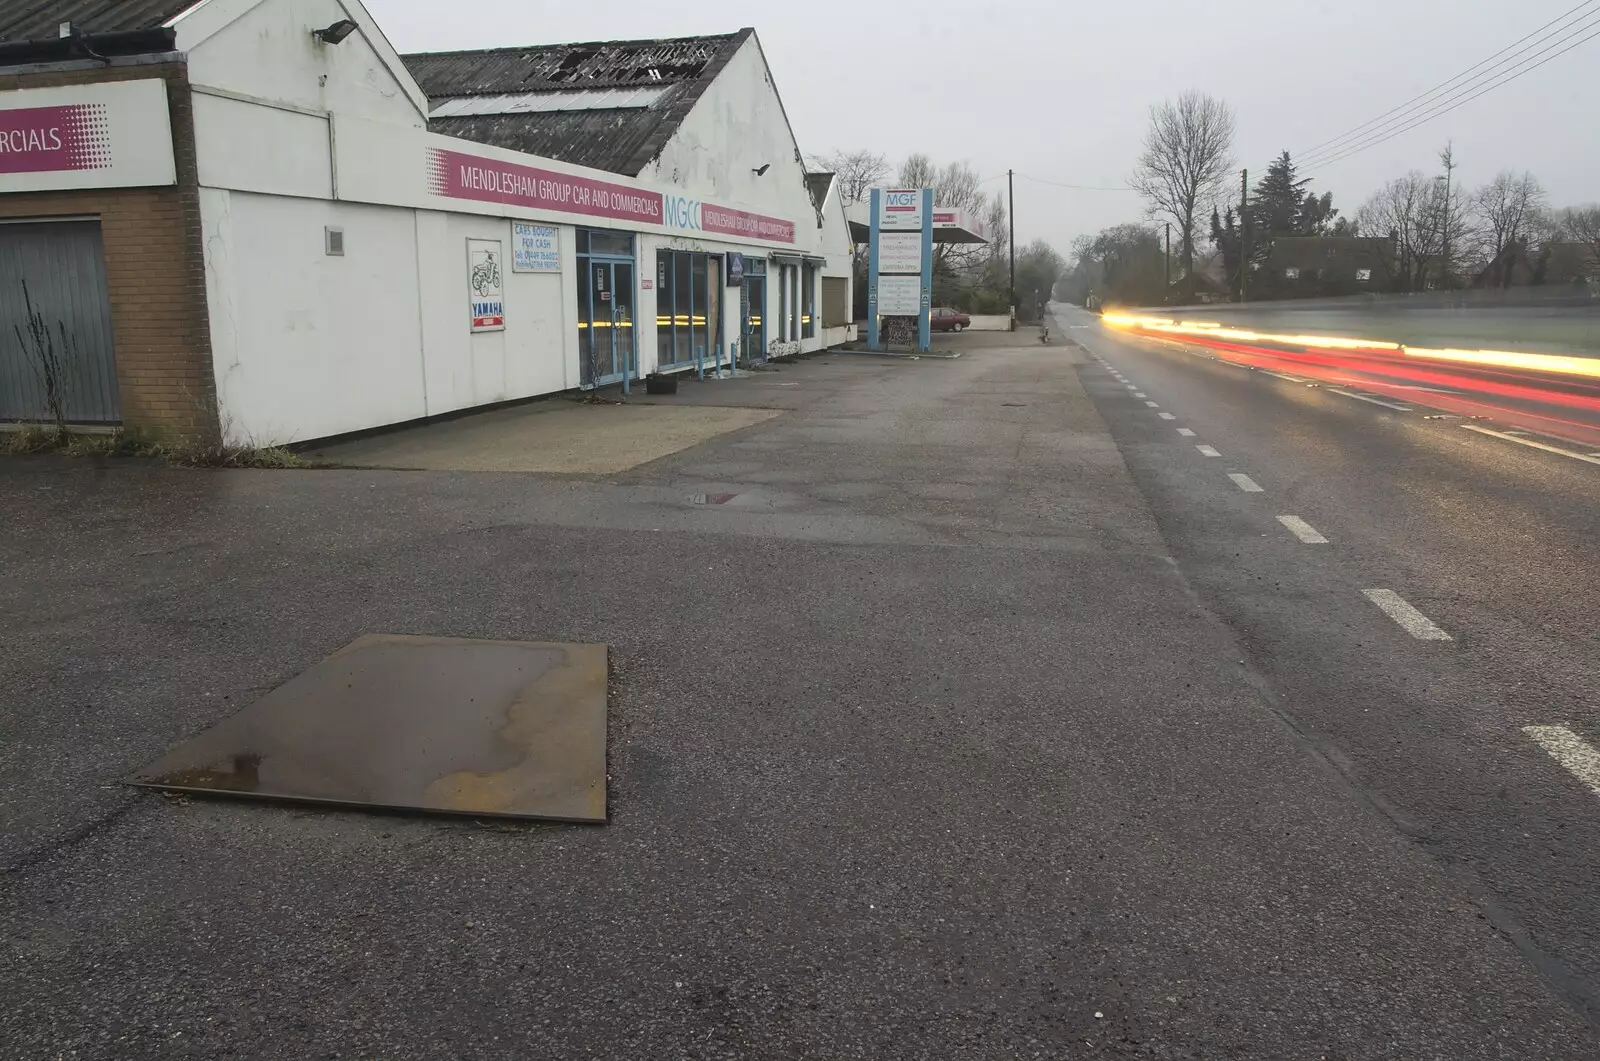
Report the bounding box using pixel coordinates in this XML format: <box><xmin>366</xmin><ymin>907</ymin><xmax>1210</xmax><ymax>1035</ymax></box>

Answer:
<box><xmin>0</xmin><ymin>0</ymin><xmax>854</xmax><ymax>444</ymax></box>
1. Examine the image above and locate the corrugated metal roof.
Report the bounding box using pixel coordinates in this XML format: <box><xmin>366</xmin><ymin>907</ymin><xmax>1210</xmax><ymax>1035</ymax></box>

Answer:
<box><xmin>403</xmin><ymin>30</ymin><xmax>751</xmax><ymax>176</ymax></box>
<box><xmin>0</xmin><ymin>0</ymin><xmax>195</xmax><ymax>42</ymax></box>
<box><xmin>429</xmin><ymin>86</ymin><xmax>670</xmax><ymax>118</ymax></box>
<box><xmin>428</xmin><ymin>108</ymin><xmax>686</xmax><ymax>176</ymax></box>
<box><xmin>403</xmin><ymin>32</ymin><xmax>742</xmax><ymax>95</ymax></box>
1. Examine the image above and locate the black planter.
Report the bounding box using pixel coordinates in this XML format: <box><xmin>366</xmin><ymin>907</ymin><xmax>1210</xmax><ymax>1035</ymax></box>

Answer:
<box><xmin>645</xmin><ymin>373</ymin><xmax>678</xmax><ymax>395</ymax></box>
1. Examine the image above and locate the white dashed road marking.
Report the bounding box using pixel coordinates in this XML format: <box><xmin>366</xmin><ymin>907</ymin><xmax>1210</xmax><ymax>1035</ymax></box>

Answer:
<box><xmin>1361</xmin><ymin>589</ymin><xmax>1452</xmax><ymax>640</ymax></box>
<box><xmin>1145</xmin><ymin>401</ymin><xmax>1160</xmax><ymax>408</ymax></box>
<box><xmin>1261</xmin><ymin>370</ymin><xmax>1307</xmax><ymax>383</ymax></box>
<box><xmin>1158</xmin><ymin>412</ymin><xmax>1176</xmax><ymax>420</ymax></box>
<box><xmin>1461</xmin><ymin>424</ymin><xmax>1600</xmax><ymax>467</ymax></box>
<box><xmin>1176</xmin><ymin>427</ymin><xmax>1196</xmax><ymax>437</ymax></box>
<box><xmin>1134</xmin><ymin>392</ymin><xmax>1148</xmax><ymax>398</ymax></box>
<box><xmin>1276</xmin><ymin>515</ymin><xmax>1328</xmax><ymax>544</ymax></box>
<box><xmin>1228</xmin><ymin>473</ymin><xmax>1263</xmax><ymax>493</ymax></box>
<box><xmin>1196</xmin><ymin>445</ymin><xmax>1221</xmax><ymax>457</ymax></box>
<box><xmin>1331</xmin><ymin>389</ymin><xmax>1412</xmax><ymax>412</ymax></box>
<box><xmin>1126</xmin><ymin>385</ymin><xmax>1139</xmax><ymax>391</ymax></box>
<box><xmin>1524</xmin><ymin>725</ymin><xmax>1600</xmax><ymax>798</ymax></box>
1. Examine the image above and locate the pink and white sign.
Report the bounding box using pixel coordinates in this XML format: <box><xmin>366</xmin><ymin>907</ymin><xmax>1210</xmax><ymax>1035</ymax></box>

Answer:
<box><xmin>0</xmin><ymin>79</ymin><xmax>174</xmax><ymax>192</ymax></box>
<box><xmin>0</xmin><ymin>104</ymin><xmax>109</xmax><ymax>174</ymax></box>
<box><xmin>701</xmin><ymin>203</ymin><xmax>795</xmax><ymax>244</ymax></box>
<box><xmin>427</xmin><ymin>147</ymin><xmax>663</xmax><ymax>225</ymax></box>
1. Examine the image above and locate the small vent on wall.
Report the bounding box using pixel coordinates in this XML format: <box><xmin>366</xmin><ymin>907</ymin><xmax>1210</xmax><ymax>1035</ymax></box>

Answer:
<box><xmin>325</xmin><ymin>226</ymin><xmax>345</xmax><ymax>256</ymax></box>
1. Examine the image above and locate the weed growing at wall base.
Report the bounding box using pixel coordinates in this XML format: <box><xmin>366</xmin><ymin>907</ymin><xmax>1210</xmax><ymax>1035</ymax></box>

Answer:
<box><xmin>0</xmin><ymin>427</ymin><xmax>311</xmax><ymax>468</ymax></box>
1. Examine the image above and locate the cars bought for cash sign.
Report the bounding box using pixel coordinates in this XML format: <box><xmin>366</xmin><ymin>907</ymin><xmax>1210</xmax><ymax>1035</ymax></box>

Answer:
<box><xmin>0</xmin><ymin>79</ymin><xmax>175</xmax><ymax>192</ymax></box>
<box><xmin>467</xmin><ymin>238</ymin><xmax>505</xmax><ymax>331</ymax></box>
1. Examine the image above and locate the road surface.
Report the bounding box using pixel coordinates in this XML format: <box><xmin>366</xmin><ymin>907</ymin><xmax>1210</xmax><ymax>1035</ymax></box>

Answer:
<box><xmin>1063</xmin><ymin>300</ymin><xmax>1600</xmax><ymax>1040</ymax></box>
<box><xmin>4</xmin><ymin>325</ymin><xmax>1600</xmax><ymax>1058</ymax></box>
<box><xmin>1139</xmin><ymin>296</ymin><xmax>1600</xmax><ymax>358</ymax></box>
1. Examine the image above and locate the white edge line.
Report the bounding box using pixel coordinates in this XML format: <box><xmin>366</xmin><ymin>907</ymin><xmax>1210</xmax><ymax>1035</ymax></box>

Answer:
<box><xmin>1228</xmin><ymin>473</ymin><xmax>1263</xmax><ymax>493</ymax></box>
<box><xmin>1461</xmin><ymin>424</ymin><xmax>1600</xmax><ymax>466</ymax></box>
<box><xmin>1275</xmin><ymin>514</ymin><xmax>1329</xmax><ymax>544</ymax></box>
<box><xmin>1361</xmin><ymin>588</ymin><xmax>1452</xmax><ymax>641</ymax></box>
<box><xmin>1524</xmin><ymin>725</ymin><xmax>1600</xmax><ymax>798</ymax></box>
<box><xmin>1261</xmin><ymin>370</ymin><xmax>1307</xmax><ymax>383</ymax></box>
<box><xmin>1330</xmin><ymin>389</ymin><xmax>1412</xmax><ymax>412</ymax></box>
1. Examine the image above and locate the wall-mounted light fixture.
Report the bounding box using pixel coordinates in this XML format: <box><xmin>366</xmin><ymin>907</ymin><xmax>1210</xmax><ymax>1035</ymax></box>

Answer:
<box><xmin>751</xmin><ymin>164</ymin><xmax>771</xmax><ymax>176</ymax></box>
<box><xmin>313</xmin><ymin>19</ymin><xmax>358</xmax><ymax>44</ymax></box>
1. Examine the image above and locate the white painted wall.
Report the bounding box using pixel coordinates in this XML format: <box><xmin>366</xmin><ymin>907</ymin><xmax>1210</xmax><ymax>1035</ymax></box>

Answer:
<box><xmin>202</xmin><ymin>188</ymin><xmax>579</xmax><ymax>445</ymax></box>
<box><xmin>645</xmin><ymin>37</ymin><xmax>816</xmax><ymax>255</ymax></box>
<box><xmin>182</xmin><ymin>0</ymin><xmax>426</xmax><ymax>129</ymax></box>
<box><xmin>203</xmin><ymin>189</ymin><xmax>426</xmax><ymax>443</ymax></box>
<box><xmin>418</xmin><ymin>213</ymin><xmax>571</xmax><ymax>416</ymax></box>
<box><xmin>192</xmin><ymin>92</ymin><xmax>331</xmax><ymax>198</ymax></box>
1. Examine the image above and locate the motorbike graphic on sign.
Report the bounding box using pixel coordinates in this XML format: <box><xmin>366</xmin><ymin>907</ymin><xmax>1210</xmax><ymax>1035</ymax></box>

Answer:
<box><xmin>466</xmin><ymin>238</ymin><xmax>505</xmax><ymax>331</ymax></box>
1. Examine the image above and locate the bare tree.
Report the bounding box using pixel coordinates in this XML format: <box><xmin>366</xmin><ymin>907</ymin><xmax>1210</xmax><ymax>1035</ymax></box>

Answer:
<box><xmin>897</xmin><ymin>152</ymin><xmax>937</xmax><ymax>192</ymax></box>
<box><xmin>1130</xmin><ymin>91</ymin><xmax>1235</xmax><ymax>301</ymax></box>
<box><xmin>1472</xmin><ymin>170</ymin><xmax>1547</xmax><ymax>287</ymax></box>
<box><xmin>807</xmin><ymin>149</ymin><xmax>889</xmax><ymax>206</ymax></box>
<box><xmin>1357</xmin><ymin>172</ymin><xmax>1438</xmax><ymax>292</ymax></box>
<box><xmin>1555</xmin><ymin>204</ymin><xmax>1600</xmax><ymax>274</ymax></box>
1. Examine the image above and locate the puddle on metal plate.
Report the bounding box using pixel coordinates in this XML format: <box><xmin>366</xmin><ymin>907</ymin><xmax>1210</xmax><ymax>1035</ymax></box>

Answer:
<box><xmin>129</xmin><ymin>634</ymin><xmax>608</xmax><ymax>823</ymax></box>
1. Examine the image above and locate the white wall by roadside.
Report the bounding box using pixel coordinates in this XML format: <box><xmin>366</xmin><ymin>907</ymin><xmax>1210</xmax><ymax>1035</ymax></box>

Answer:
<box><xmin>967</xmin><ymin>315</ymin><xmax>1012</xmax><ymax>331</ymax></box>
<box><xmin>180</xmin><ymin>0</ymin><xmax>849</xmax><ymax>444</ymax></box>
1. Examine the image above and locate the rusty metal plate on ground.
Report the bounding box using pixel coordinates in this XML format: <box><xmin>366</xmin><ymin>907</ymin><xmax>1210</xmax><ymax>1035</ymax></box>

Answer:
<box><xmin>129</xmin><ymin>635</ymin><xmax>607</xmax><ymax>822</ymax></box>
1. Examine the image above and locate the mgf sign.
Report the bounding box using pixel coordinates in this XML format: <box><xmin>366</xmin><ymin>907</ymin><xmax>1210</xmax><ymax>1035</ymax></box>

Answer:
<box><xmin>877</xmin><ymin>188</ymin><xmax>924</xmax><ymax>230</ymax></box>
<box><xmin>0</xmin><ymin>79</ymin><xmax>175</xmax><ymax>192</ymax></box>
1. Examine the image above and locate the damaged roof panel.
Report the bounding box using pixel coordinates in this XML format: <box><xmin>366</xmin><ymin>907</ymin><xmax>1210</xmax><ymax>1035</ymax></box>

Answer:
<box><xmin>403</xmin><ymin>29</ymin><xmax>752</xmax><ymax>176</ymax></box>
<box><xmin>404</xmin><ymin>31</ymin><xmax>745</xmax><ymax>96</ymax></box>
<box><xmin>428</xmin><ymin>86</ymin><xmax>672</xmax><ymax>118</ymax></box>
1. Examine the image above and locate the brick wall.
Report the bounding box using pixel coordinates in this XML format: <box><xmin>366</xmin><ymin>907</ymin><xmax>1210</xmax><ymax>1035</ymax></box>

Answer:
<box><xmin>0</xmin><ymin>59</ymin><xmax>216</xmax><ymax>440</ymax></box>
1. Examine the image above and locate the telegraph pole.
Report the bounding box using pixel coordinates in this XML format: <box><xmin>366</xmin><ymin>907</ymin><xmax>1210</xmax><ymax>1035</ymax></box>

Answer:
<box><xmin>1438</xmin><ymin>142</ymin><xmax>1455</xmax><ymax>290</ymax></box>
<box><xmin>1238</xmin><ymin>168</ymin><xmax>1249</xmax><ymax>303</ymax></box>
<box><xmin>1007</xmin><ymin>168</ymin><xmax>1016</xmax><ymax>330</ymax></box>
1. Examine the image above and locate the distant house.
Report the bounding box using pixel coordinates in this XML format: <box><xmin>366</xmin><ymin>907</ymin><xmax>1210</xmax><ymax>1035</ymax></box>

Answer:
<box><xmin>1473</xmin><ymin>240</ymin><xmax>1597</xmax><ymax>288</ymax></box>
<box><xmin>1268</xmin><ymin>236</ymin><xmax>1398</xmax><ymax>295</ymax></box>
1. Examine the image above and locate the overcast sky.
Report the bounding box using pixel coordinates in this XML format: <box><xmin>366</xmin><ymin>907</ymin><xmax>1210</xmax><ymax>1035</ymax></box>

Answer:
<box><xmin>367</xmin><ymin>0</ymin><xmax>1599</xmax><ymax>256</ymax></box>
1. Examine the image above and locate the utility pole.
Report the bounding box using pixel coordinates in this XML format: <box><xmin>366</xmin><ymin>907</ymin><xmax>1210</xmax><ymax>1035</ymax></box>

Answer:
<box><xmin>1164</xmin><ymin>222</ymin><xmax>1171</xmax><ymax>298</ymax></box>
<box><xmin>1238</xmin><ymin>168</ymin><xmax>1249</xmax><ymax>303</ymax></box>
<box><xmin>1007</xmin><ymin>168</ymin><xmax>1016</xmax><ymax>330</ymax></box>
<box><xmin>1438</xmin><ymin>142</ymin><xmax>1456</xmax><ymax>291</ymax></box>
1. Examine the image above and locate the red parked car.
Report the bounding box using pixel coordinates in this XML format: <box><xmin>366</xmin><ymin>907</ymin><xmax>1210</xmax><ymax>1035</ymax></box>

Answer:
<box><xmin>931</xmin><ymin>307</ymin><xmax>971</xmax><ymax>332</ymax></box>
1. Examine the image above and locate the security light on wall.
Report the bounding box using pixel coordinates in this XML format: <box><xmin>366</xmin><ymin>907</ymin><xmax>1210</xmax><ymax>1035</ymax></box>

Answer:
<box><xmin>313</xmin><ymin>19</ymin><xmax>358</xmax><ymax>44</ymax></box>
<box><xmin>752</xmin><ymin>164</ymin><xmax>771</xmax><ymax>176</ymax></box>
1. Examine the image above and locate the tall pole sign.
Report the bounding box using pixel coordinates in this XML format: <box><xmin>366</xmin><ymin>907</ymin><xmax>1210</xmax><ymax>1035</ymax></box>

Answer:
<box><xmin>868</xmin><ymin>186</ymin><xmax>934</xmax><ymax>352</ymax></box>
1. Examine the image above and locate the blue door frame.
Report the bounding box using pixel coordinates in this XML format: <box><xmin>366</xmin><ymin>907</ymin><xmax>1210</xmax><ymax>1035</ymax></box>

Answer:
<box><xmin>742</xmin><ymin>274</ymin><xmax>767</xmax><ymax>364</ymax></box>
<box><xmin>578</xmin><ymin>252</ymin><xmax>636</xmax><ymax>391</ymax></box>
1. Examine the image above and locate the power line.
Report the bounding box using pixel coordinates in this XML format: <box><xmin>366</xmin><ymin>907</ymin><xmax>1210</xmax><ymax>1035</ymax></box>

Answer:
<box><xmin>1014</xmin><ymin>172</ymin><xmax>1137</xmax><ymax>193</ymax></box>
<box><xmin>1304</xmin><ymin>23</ymin><xmax>1600</xmax><ymax>172</ymax></box>
<box><xmin>1298</xmin><ymin>0</ymin><xmax>1598</xmax><ymax>162</ymax></box>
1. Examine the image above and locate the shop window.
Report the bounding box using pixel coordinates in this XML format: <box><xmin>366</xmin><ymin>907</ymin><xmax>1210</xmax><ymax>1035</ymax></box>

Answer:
<box><xmin>656</xmin><ymin>249</ymin><xmax>722</xmax><ymax>368</ymax></box>
<box><xmin>691</xmin><ymin>254</ymin><xmax>710</xmax><ymax>360</ymax></box>
<box><xmin>587</xmin><ymin>230</ymin><xmax>633</xmax><ymax>256</ymax></box>
<box><xmin>802</xmin><ymin>264</ymin><xmax>816</xmax><ymax>338</ymax></box>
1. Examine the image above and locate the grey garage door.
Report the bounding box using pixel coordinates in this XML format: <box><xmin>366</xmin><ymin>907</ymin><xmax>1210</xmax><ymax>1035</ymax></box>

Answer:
<box><xmin>0</xmin><ymin>220</ymin><xmax>121</xmax><ymax>424</ymax></box>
